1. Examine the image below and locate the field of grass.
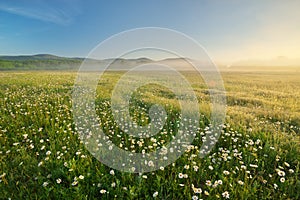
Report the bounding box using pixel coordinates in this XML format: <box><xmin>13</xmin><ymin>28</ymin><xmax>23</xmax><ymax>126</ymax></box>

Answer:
<box><xmin>0</xmin><ymin>69</ymin><xmax>299</xmax><ymax>199</ymax></box>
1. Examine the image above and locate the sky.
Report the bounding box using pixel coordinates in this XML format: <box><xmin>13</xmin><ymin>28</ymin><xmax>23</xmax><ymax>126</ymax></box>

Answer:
<box><xmin>1</xmin><ymin>0</ymin><xmax>300</xmax><ymax>64</ymax></box>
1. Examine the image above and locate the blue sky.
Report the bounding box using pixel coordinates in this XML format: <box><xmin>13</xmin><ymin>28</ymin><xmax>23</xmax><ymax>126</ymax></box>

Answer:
<box><xmin>1</xmin><ymin>0</ymin><xmax>300</xmax><ymax>63</ymax></box>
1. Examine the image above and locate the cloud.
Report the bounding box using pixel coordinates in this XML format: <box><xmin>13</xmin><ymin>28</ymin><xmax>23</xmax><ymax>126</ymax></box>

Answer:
<box><xmin>0</xmin><ymin>1</ymin><xmax>81</xmax><ymax>25</ymax></box>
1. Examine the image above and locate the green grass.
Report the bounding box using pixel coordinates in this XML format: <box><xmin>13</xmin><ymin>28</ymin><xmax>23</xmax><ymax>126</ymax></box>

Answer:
<box><xmin>0</xmin><ymin>70</ymin><xmax>299</xmax><ymax>199</ymax></box>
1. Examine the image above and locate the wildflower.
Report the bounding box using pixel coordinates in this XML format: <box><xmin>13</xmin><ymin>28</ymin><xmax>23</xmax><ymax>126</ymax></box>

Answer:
<box><xmin>222</xmin><ymin>191</ymin><xmax>230</xmax><ymax>199</ymax></box>
<box><xmin>205</xmin><ymin>180</ymin><xmax>212</xmax><ymax>186</ymax></box>
<box><xmin>249</xmin><ymin>164</ymin><xmax>258</xmax><ymax>168</ymax></box>
<box><xmin>42</xmin><ymin>182</ymin><xmax>48</xmax><ymax>187</ymax></box>
<box><xmin>192</xmin><ymin>184</ymin><xmax>202</xmax><ymax>194</ymax></box>
<box><xmin>72</xmin><ymin>181</ymin><xmax>78</xmax><ymax>186</ymax></box>
<box><xmin>280</xmin><ymin>177</ymin><xmax>285</xmax><ymax>183</ymax></box>
<box><xmin>238</xmin><ymin>180</ymin><xmax>244</xmax><ymax>185</ymax></box>
<box><xmin>204</xmin><ymin>190</ymin><xmax>209</xmax><ymax>196</ymax></box>
<box><xmin>131</xmin><ymin>167</ymin><xmax>136</xmax><ymax>172</ymax></box>
<box><xmin>262</xmin><ymin>179</ymin><xmax>267</xmax><ymax>184</ymax></box>
<box><xmin>248</xmin><ymin>140</ymin><xmax>254</xmax><ymax>145</ymax></box>
<box><xmin>153</xmin><ymin>191</ymin><xmax>158</xmax><ymax>198</ymax></box>
<box><xmin>100</xmin><ymin>189</ymin><xmax>107</xmax><ymax>194</ymax></box>
<box><xmin>56</xmin><ymin>178</ymin><xmax>62</xmax><ymax>184</ymax></box>
<box><xmin>148</xmin><ymin>160</ymin><xmax>154</xmax><ymax>167</ymax></box>
<box><xmin>178</xmin><ymin>173</ymin><xmax>184</xmax><ymax>179</ymax></box>
<box><xmin>46</xmin><ymin>151</ymin><xmax>51</xmax><ymax>156</ymax></box>
<box><xmin>193</xmin><ymin>166</ymin><xmax>199</xmax><ymax>171</ymax></box>
<box><xmin>212</xmin><ymin>182</ymin><xmax>218</xmax><ymax>188</ymax></box>
<box><xmin>111</xmin><ymin>182</ymin><xmax>116</xmax><ymax>187</ymax></box>
<box><xmin>278</xmin><ymin>165</ymin><xmax>284</xmax><ymax>169</ymax></box>
<box><xmin>223</xmin><ymin>170</ymin><xmax>230</xmax><ymax>175</ymax></box>
<box><xmin>79</xmin><ymin>175</ymin><xmax>84</xmax><ymax>180</ymax></box>
<box><xmin>289</xmin><ymin>169</ymin><xmax>294</xmax><ymax>173</ymax></box>
<box><xmin>0</xmin><ymin>173</ymin><xmax>6</xmax><ymax>178</ymax></box>
<box><xmin>284</xmin><ymin>162</ymin><xmax>290</xmax><ymax>167</ymax></box>
<box><xmin>208</xmin><ymin>165</ymin><xmax>214</xmax><ymax>170</ymax></box>
<box><xmin>110</xmin><ymin>170</ymin><xmax>115</xmax><ymax>176</ymax></box>
<box><xmin>274</xmin><ymin>183</ymin><xmax>278</xmax><ymax>189</ymax></box>
<box><xmin>192</xmin><ymin>195</ymin><xmax>198</xmax><ymax>200</ymax></box>
<box><xmin>277</xmin><ymin>170</ymin><xmax>285</xmax><ymax>177</ymax></box>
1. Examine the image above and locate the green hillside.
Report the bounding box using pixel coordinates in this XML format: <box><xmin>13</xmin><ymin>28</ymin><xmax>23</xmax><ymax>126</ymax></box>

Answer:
<box><xmin>0</xmin><ymin>54</ymin><xmax>84</xmax><ymax>70</ymax></box>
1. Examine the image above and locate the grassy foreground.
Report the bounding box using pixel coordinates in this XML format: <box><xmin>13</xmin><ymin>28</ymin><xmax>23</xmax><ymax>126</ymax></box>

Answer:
<box><xmin>0</xmin><ymin>70</ymin><xmax>299</xmax><ymax>199</ymax></box>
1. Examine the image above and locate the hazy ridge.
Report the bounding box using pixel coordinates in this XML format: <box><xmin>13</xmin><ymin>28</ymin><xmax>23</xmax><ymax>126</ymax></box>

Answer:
<box><xmin>1</xmin><ymin>54</ymin><xmax>300</xmax><ymax>71</ymax></box>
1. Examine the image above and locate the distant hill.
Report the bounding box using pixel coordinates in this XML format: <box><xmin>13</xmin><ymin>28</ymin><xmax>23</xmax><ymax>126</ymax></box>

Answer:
<box><xmin>0</xmin><ymin>54</ymin><xmax>84</xmax><ymax>70</ymax></box>
<box><xmin>0</xmin><ymin>54</ymin><xmax>202</xmax><ymax>71</ymax></box>
<box><xmin>0</xmin><ymin>54</ymin><xmax>84</xmax><ymax>61</ymax></box>
<box><xmin>1</xmin><ymin>54</ymin><xmax>300</xmax><ymax>71</ymax></box>
<box><xmin>0</xmin><ymin>54</ymin><xmax>154</xmax><ymax>71</ymax></box>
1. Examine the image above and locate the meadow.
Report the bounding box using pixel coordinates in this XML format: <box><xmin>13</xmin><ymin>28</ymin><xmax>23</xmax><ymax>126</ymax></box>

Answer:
<box><xmin>0</xmin><ymin>68</ymin><xmax>299</xmax><ymax>199</ymax></box>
